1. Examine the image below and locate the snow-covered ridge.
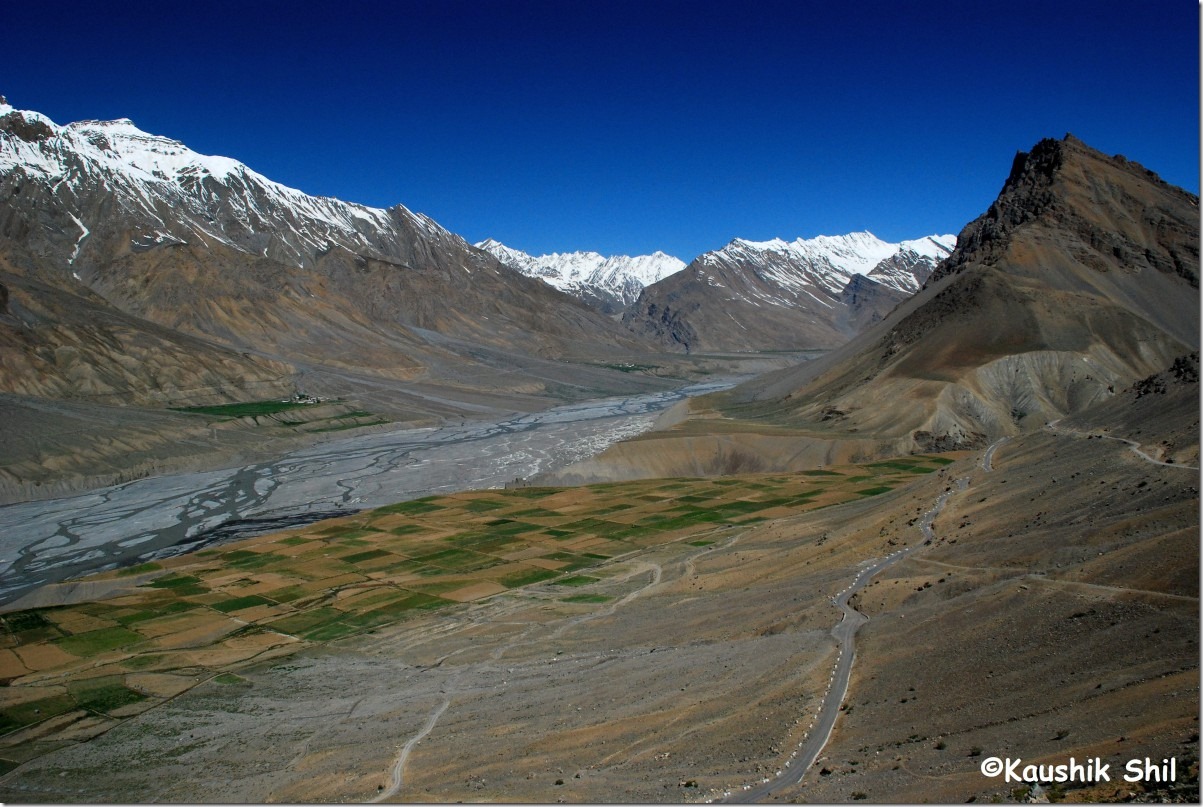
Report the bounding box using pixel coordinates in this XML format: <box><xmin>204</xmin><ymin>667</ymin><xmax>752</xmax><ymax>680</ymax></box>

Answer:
<box><xmin>691</xmin><ymin>230</ymin><xmax>955</xmax><ymax>309</ymax></box>
<box><xmin>869</xmin><ymin>234</ymin><xmax>957</xmax><ymax>292</ymax></box>
<box><xmin>477</xmin><ymin>239</ymin><xmax>684</xmax><ymax>311</ymax></box>
<box><xmin>0</xmin><ymin>101</ymin><xmax>454</xmax><ymax>268</ymax></box>
<box><xmin>729</xmin><ymin>231</ymin><xmax>902</xmax><ymax>277</ymax></box>
<box><xmin>722</xmin><ymin>231</ymin><xmax>954</xmax><ymax>278</ymax></box>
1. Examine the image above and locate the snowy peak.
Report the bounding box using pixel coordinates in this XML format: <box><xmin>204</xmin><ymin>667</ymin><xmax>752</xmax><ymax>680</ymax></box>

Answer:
<box><xmin>623</xmin><ymin>230</ymin><xmax>959</xmax><ymax>352</ymax></box>
<box><xmin>0</xmin><ymin>101</ymin><xmax>453</xmax><ymax>271</ymax></box>
<box><xmin>868</xmin><ymin>234</ymin><xmax>956</xmax><ymax>293</ymax></box>
<box><xmin>718</xmin><ymin>231</ymin><xmax>952</xmax><ymax>280</ymax></box>
<box><xmin>899</xmin><ymin>234</ymin><xmax>957</xmax><ymax>258</ymax></box>
<box><xmin>2</xmin><ymin>103</ymin><xmax>248</xmax><ymax>188</ymax></box>
<box><xmin>704</xmin><ymin>230</ymin><xmax>956</xmax><ymax>299</ymax></box>
<box><xmin>65</xmin><ymin>116</ymin><xmax>246</xmax><ymax>183</ymax></box>
<box><xmin>475</xmin><ymin>238</ymin><xmax>522</xmax><ymax>263</ymax></box>
<box><xmin>725</xmin><ymin>231</ymin><xmax>898</xmax><ymax>277</ymax></box>
<box><xmin>476</xmin><ymin>240</ymin><xmax>684</xmax><ymax>314</ymax></box>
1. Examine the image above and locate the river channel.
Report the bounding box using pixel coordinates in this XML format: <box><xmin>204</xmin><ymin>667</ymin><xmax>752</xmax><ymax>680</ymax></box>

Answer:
<box><xmin>0</xmin><ymin>379</ymin><xmax>738</xmax><ymax>605</ymax></box>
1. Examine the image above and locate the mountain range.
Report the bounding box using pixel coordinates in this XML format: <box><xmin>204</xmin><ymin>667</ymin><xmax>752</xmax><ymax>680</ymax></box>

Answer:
<box><xmin>7</xmin><ymin>98</ymin><xmax>1193</xmax><ymax>501</ymax></box>
<box><xmin>623</xmin><ymin>231</ymin><xmax>955</xmax><ymax>351</ymax></box>
<box><xmin>0</xmin><ymin>99</ymin><xmax>700</xmax><ymax>499</ymax></box>
<box><xmin>0</xmin><ymin>99</ymin><xmax>679</xmax><ymax>410</ymax></box>
<box><xmin>479</xmin><ymin>231</ymin><xmax>956</xmax><ymax>351</ymax></box>
<box><xmin>735</xmin><ymin>134</ymin><xmax>1198</xmax><ymax>450</ymax></box>
<box><xmin>475</xmin><ymin>239</ymin><xmax>684</xmax><ymax>315</ymax></box>
<box><xmin>0</xmin><ymin>95</ymin><xmax>1197</xmax><ymax>805</ymax></box>
<box><xmin>0</xmin><ymin>97</ymin><xmax>962</xmax><ymax>442</ymax></box>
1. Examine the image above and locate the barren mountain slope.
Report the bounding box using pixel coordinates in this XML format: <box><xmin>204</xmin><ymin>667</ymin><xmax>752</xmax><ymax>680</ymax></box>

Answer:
<box><xmin>0</xmin><ymin>102</ymin><xmax>704</xmax><ymax>500</ymax></box>
<box><xmin>784</xmin><ymin>427</ymin><xmax>1198</xmax><ymax>803</ymax></box>
<box><xmin>0</xmin><ymin>253</ymin><xmax>292</xmax><ymax>406</ymax></box>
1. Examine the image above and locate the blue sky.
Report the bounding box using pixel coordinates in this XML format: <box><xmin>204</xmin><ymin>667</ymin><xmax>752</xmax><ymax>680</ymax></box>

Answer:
<box><xmin>6</xmin><ymin>0</ymin><xmax>1198</xmax><ymax>261</ymax></box>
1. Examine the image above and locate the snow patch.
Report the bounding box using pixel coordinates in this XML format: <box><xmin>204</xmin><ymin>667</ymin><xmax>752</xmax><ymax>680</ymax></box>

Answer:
<box><xmin>66</xmin><ymin>213</ymin><xmax>89</xmax><ymax>264</ymax></box>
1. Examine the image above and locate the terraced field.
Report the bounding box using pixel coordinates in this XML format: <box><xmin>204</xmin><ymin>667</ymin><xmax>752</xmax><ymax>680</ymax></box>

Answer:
<box><xmin>0</xmin><ymin>455</ymin><xmax>955</xmax><ymax>775</ymax></box>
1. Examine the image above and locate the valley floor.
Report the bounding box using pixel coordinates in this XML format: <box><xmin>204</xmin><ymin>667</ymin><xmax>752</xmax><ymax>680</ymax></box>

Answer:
<box><xmin>0</xmin><ymin>424</ymin><xmax>1195</xmax><ymax>803</ymax></box>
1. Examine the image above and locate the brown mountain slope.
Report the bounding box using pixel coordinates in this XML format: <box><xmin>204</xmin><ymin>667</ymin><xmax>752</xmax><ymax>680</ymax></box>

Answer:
<box><xmin>541</xmin><ymin>135</ymin><xmax>1199</xmax><ymax>483</ymax></box>
<box><xmin>0</xmin><ymin>104</ymin><xmax>702</xmax><ymax>501</ymax></box>
<box><xmin>0</xmin><ymin>254</ymin><xmax>293</xmax><ymax>405</ymax></box>
<box><xmin>723</xmin><ymin>134</ymin><xmax>1198</xmax><ymax>449</ymax></box>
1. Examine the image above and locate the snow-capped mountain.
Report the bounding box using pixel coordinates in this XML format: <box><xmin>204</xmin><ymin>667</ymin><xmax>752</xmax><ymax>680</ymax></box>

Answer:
<box><xmin>623</xmin><ymin>231</ymin><xmax>955</xmax><ymax>352</ymax></box>
<box><xmin>865</xmin><ymin>235</ymin><xmax>956</xmax><ymax>293</ymax></box>
<box><xmin>0</xmin><ymin>99</ymin><xmax>660</xmax><ymax>407</ymax></box>
<box><xmin>702</xmin><ymin>231</ymin><xmax>954</xmax><ymax>302</ymax></box>
<box><xmin>476</xmin><ymin>239</ymin><xmax>684</xmax><ymax>314</ymax></box>
<box><xmin>0</xmin><ymin>98</ymin><xmax>460</xmax><ymax>271</ymax></box>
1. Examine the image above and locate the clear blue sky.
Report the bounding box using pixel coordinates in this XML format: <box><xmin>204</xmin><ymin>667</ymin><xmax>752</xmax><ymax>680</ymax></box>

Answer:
<box><xmin>6</xmin><ymin>0</ymin><xmax>1198</xmax><ymax>261</ymax></box>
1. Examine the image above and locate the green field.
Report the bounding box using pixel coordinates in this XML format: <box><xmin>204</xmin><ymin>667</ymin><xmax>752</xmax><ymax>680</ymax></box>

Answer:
<box><xmin>171</xmin><ymin>400</ymin><xmax>314</xmax><ymax>418</ymax></box>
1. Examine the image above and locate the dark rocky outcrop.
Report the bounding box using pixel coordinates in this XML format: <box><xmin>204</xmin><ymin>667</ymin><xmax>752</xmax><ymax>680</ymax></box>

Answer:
<box><xmin>0</xmin><ymin>109</ymin><xmax>54</xmax><ymax>142</ymax></box>
<box><xmin>931</xmin><ymin>135</ymin><xmax>1199</xmax><ymax>290</ymax></box>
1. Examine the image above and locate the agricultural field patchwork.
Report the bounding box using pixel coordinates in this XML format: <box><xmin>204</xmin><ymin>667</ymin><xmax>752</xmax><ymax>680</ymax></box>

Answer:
<box><xmin>0</xmin><ymin>454</ymin><xmax>955</xmax><ymax>770</ymax></box>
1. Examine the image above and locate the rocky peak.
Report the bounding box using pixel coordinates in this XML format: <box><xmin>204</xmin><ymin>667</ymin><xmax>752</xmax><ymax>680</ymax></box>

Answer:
<box><xmin>1001</xmin><ymin>136</ymin><xmax>1066</xmax><ymax>194</ymax></box>
<box><xmin>929</xmin><ymin>135</ymin><xmax>1200</xmax><ymax>287</ymax></box>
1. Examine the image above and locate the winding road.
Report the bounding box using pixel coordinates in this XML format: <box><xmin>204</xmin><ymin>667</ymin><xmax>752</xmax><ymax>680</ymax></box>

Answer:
<box><xmin>721</xmin><ymin>440</ymin><xmax>1004</xmax><ymax>803</ymax></box>
<box><xmin>371</xmin><ymin>699</ymin><xmax>450</xmax><ymax>803</ymax></box>
<box><xmin>1045</xmin><ymin>419</ymin><xmax>1199</xmax><ymax>470</ymax></box>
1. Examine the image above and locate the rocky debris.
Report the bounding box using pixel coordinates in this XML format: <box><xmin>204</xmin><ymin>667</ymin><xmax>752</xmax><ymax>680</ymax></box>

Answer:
<box><xmin>1130</xmin><ymin>352</ymin><xmax>1200</xmax><ymax>398</ymax></box>
<box><xmin>1169</xmin><ymin>352</ymin><xmax>1200</xmax><ymax>384</ymax></box>
<box><xmin>911</xmin><ymin>426</ymin><xmax>986</xmax><ymax>453</ymax></box>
